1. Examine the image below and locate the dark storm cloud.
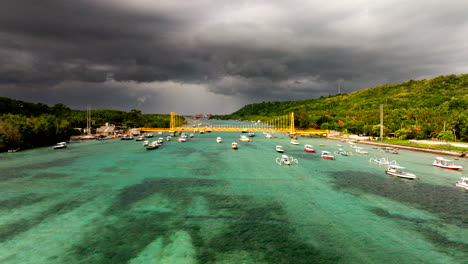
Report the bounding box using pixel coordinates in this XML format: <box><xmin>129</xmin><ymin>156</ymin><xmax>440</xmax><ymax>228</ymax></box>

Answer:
<box><xmin>0</xmin><ymin>0</ymin><xmax>467</xmax><ymax>113</ymax></box>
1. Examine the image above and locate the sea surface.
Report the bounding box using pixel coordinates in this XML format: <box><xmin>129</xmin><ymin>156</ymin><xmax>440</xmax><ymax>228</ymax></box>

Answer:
<box><xmin>1</xmin><ymin>129</ymin><xmax>467</xmax><ymax>264</ymax></box>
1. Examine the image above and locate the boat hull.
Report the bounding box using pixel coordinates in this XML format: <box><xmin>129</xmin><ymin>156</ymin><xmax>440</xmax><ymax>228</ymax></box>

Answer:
<box><xmin>433</xmin><ymin>164</ymin><xmax>462</xmax><ymax>170</ymax></box>
<box><xmin>455</xmin><ymin>182</ymin><xmax>468</xmax><ymax>190</ymax></box>
<box><xmin>385</xmin><ymin>170</ymin><xmax>416</xmax><ymax>179</ymax></box>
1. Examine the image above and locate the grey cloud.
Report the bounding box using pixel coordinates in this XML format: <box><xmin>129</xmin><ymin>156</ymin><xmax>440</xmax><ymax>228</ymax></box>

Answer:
<box><xmin>0</xmin><ymin>0</ymin><xmax>467</xmax><ymax>113</ymax></box>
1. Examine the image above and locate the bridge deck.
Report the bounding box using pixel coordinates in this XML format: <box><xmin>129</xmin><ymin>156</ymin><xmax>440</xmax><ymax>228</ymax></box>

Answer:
<box><xmin>140</xmin><ymin>127</ymin><xmax>328</xmax><ymax>134</ymax></box>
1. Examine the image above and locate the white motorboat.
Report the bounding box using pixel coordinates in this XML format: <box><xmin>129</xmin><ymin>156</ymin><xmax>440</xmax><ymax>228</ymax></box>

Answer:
<box><xmin>304</xmin><ymin>144</ymin><xmax>315</xmax><ymax>152</ymax></box>
<box><xmin>275</xmin><ymin>145</ymin><xmax>284</xmax><ymax>153</ymax></box>
<box><xmin>290</xmin><ymin>139</ymin><xmax>300</xmax><ymax>145</ymax></box>
<box><xmin>355</xmin><ymin>147</ymin><xmax>368</xmax><ymax>154</ymax></box>
<box><xmin>248</xmin><ymin>132</ymin><xmax>255</xmax><ymax>137</ymax></box>
<box><xmin>231</xmin><ymin>142</ymin><xmax>238</xmax><ymax>149</ymax></box>
<box><xmin>264</xmin><ymin>133</ymin><xmax>273</xmax><ymax>138</ymax></box>
<box><xmin>166</xmin><ymin>136</ymin><xmax>172</xmax><ymax>141</ymax></box>
<box><xmin>178</xmin><ymin>135</ymin><xmax>188</xmax><ymax>142</ymax></box>
<box><xmin>385</xmin><ymin>165</ymin><xmax>417</xmax><ymax>179</ymax></box>
<box><xmin>135</xmin><ymin>135</ymin><xmax>145</xmax><ymax>141</ymax></box>
<box><xmin>146</xmin><ymin>141</ymin><xmax>160</xmax><ymax>150</ymax></box>
<box><xmin>276</xmin><ymin>154</ymin><xmax>298</xmax><ymax>166</ymax></box>
<box><xmin>369</xmin><ymin>157</ymin><xmax>397</xmax><ymax>166</ymax></box>
<box><xmin>157</xmin><ymin>137</ymin><xmax>164</xmax><ymax>144</ymax></box>
<box><xmin>239</xmin><ymin>135</ymin><xmax>251</xmax><ymax>142</ymax></box>
<box><xmin>455</xmin><ymin>178</ymin><xmax>468</xmax><ymax>190</ymax></box>
<box><xmin>216</xmin><ymin>137</ymin><xmax>222</xmax><ymax>143</ymax></box>
<box><xmin>432</xmin><ymin>157</ymin><xmax>463</xmax><ymax>170</ymax></box>
<box><xmin>53</xmin><ymin>142</ymin><xmax>67</xmax><ymax>149</ymax></box>
<box><xmin>321</xmin><ymin>151</ymin><xmax>334</xmax><ymax>160</ymax></box>
<box><xmin>383</xmin><ymin>147</ymin><xmax>399</xmax><ymax>154</ymax></box>
<box><xmin>189</xmin><ymin>133</ymin><xmax>194</xmax><ymax>138</ymax></box>
<box><xmin>143</xmin><ymin>140</ymin><xmax>149</xmax><ymax>146</ymax></box>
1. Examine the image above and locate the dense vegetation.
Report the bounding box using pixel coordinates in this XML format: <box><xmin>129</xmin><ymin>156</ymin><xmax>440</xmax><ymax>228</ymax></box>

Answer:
<box><xmin>211</xmin><ymin>74</ymin><xmax>468</xmax><ymax>141</ymax></box>
<box><xmin>0</xmin><ymin>98</ymin><xmax>171</xmax><ymax>151</ymax></box>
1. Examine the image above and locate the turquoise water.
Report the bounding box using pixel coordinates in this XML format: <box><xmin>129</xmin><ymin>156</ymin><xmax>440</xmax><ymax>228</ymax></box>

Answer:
<box><xmin>0</xmin><ymin>131</ymin><xmax>467</xmax><ymax>264</ymax></box>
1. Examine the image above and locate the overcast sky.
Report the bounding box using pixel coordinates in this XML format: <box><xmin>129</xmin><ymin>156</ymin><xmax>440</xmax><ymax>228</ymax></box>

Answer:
<box><xmin>1</xmin><ymin>0</ymin><xmax>467</xmax><ymax>114</ymax></box>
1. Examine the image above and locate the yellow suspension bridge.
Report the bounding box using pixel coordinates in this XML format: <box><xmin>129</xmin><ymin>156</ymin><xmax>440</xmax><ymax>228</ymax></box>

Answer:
<box><xmin>141</xmin><ymin>112</ymin><xmax>328</xmax><ymax>135</ymax></box>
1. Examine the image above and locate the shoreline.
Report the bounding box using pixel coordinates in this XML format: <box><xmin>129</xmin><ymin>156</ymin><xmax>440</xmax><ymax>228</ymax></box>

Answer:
<box><xmin>326</xmin><ymin>136</ymin><xmax>467</xmax><ymax>158</ymax></box>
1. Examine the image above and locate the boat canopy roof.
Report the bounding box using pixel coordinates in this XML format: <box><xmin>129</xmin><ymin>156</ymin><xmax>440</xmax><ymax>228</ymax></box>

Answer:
<box><xmin>435</xmin><ymin>157</ymin><xmax>452</xmax><ymax>162</ymax></box>
<box><xmin>460</xmin><ymin>177</ymin><xmax>468</xmax><ymax>181</ymax></box>
<box><xmin>388</xmin><ymin>164</ymin><xmax>405</xmax><ymax>169</ymax></box>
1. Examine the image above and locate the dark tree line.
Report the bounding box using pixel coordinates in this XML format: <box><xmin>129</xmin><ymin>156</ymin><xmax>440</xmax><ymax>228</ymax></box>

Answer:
<box><xmin>0</xmin><ymin>98</ymin><xmax>172</xmax><ymax>151</ymax></box>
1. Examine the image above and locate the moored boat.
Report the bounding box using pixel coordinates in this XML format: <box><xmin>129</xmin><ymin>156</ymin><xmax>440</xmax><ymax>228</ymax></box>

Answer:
<box><xmin>178</xmin><ymin>134</ymin><xmax>188</xmax><ymax>142</ymax></box>
<box><xmin>383</xmin><ymin>147</ymin><xmax>399</xmax><ymax>154</ymax></box>
<box><xmin>455</xmin><ymin>178</ymin><xmax>468</xmax><ymax>190</ymax></box>
<box><xmin>135</xmin><ymin>135</ymin><xmax>145</xmax><ymax>141</ymax></box>
<box><xmin>146</xmin><ymin>141</ymin><xmax>160</xmax><ymax>150</ymax></box>
<box><xmin>335</xmin><ymin>149</ymin><xmax>352</xmax><ymax>156</ymax></box>
<box><xmin>275</xmin><ymin>154</ymin><xmax>298</xmax><ymax>166</ymax></box>
<box><xmin>275</xmin><ymin>145</ymin><xmax>284</xmax><ymax>153</ymax></box>
<box><xmin>290</xmin><ymin>139</ymin><xmax>299</xmax><ymax>145</ymax></box>
<box><xmin>216</xmin><ymin>137</ymin><xmax>222</xmax><ymax>143</ymax></box>
<box><xmin>355</xmin><ymin>147</ymin><xmax>368</xmax><ymax>154</ymax></box>
<box><xmin>53</xmin><ymin>142</ymin><xmax>67</xmax><ymax>149</ymax></box>
<box><xmin>369</xmin><ymin>157</ymin><xmax>397</xmax><ymax>166</ymax></box>
<box><xmin>143</xmin><ymin>140</ymin><xmax>149</xmax><ymax>146</ymax></box>
<box><xmin>231</xmin><ymin>142</ymin><xmax>238</xmax><ymax>149</ymax></box>
<box><xmin>321</xmin><ymin>151</ymin><xmax>334</xmax><ymax>160</ymax></box>
<box><xmin>239</xmin><ymin>135</ymin><xmax>251</xmax><ymax>142</ymax></box>
<box><xmin>248</xmin><ymin>132</ymin><xmax>255</xmax><ymax>137</ymax></box>
<box><xmin>385</xmin><ymin>165</ymin><xmax>417</xmax><ymax>179</ymax></box>
<box><xmin>166</xmin><ymin>136</ymin><xmax>172</xmax><ymax>141</ymax></box>
<box><xmin>432</xmin><ymin>157</ymin><xmax>463</xmax><ymax>170</ymax></box>
<box><xmin>303</xmin><ymin>144</ymin><xmax>315</xmax><ymax>152</ymax></box>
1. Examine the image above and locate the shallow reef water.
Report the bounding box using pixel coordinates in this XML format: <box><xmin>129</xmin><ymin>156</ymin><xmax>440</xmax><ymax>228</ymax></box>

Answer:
<box><xmin>0</xmin><ymin>131</ymin><xmax>467</xmax><ymax>263</ymax></box>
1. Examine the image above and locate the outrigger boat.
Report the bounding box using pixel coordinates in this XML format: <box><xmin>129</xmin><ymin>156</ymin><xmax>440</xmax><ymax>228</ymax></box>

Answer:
<box><xmin>369</xmin><ymin>157</ymin><xmax>397</xmax><ymax>166</ymax></box>
<box><xmin>385</xmin><ymin>164</ymin><xmax>417</xmax><ymax>179</ymax></box>
<box><xmin>303</xmin><ymin>144</ymin><xmax>315</xmax><ymax>152</ymax></box>
<box><xmin>275</xmin><ymin>145</ymin><xmax>284</xmax><ymax>153</ymax></box>
<box><xmin>354</xmin><ymin>147</ymin><xmax>368</xmax><ymax>154</ymax></box>
<box><xmin>321</xmin><ymin>151</ymin><xmax>334</xmax><ymax>160</ymax></box>
<box><xmin>455</xmin><ymin>178</ymin><xmax>468</xmax><ymax>190</ymax></box>
<box><xmin>432</xmin><ymin>157</ymin><xmax>463</xmax><ymax>170</ymax></box>
<box><xmin>276</xmin><ymin>155</ymin><xmax>298</xmax><ymax>166</ymax></box>
<box><xmin>335</xmin><ymin>149</ymin><xmax>352</xmax><ymax>156</ymax></box>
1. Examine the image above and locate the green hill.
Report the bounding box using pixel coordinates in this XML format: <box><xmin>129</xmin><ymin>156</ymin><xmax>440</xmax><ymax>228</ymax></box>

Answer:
<box><xmin>212</xmin><ymin>74</ymin><xmax>468</xmax><ymax>141</ymax></box>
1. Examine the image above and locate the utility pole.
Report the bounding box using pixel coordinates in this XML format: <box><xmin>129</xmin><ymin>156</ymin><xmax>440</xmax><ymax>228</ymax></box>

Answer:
<box><xmin>380</xmin><ymin>104</ymin><xmax>383</xmax><ymax>140</ymax></box>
